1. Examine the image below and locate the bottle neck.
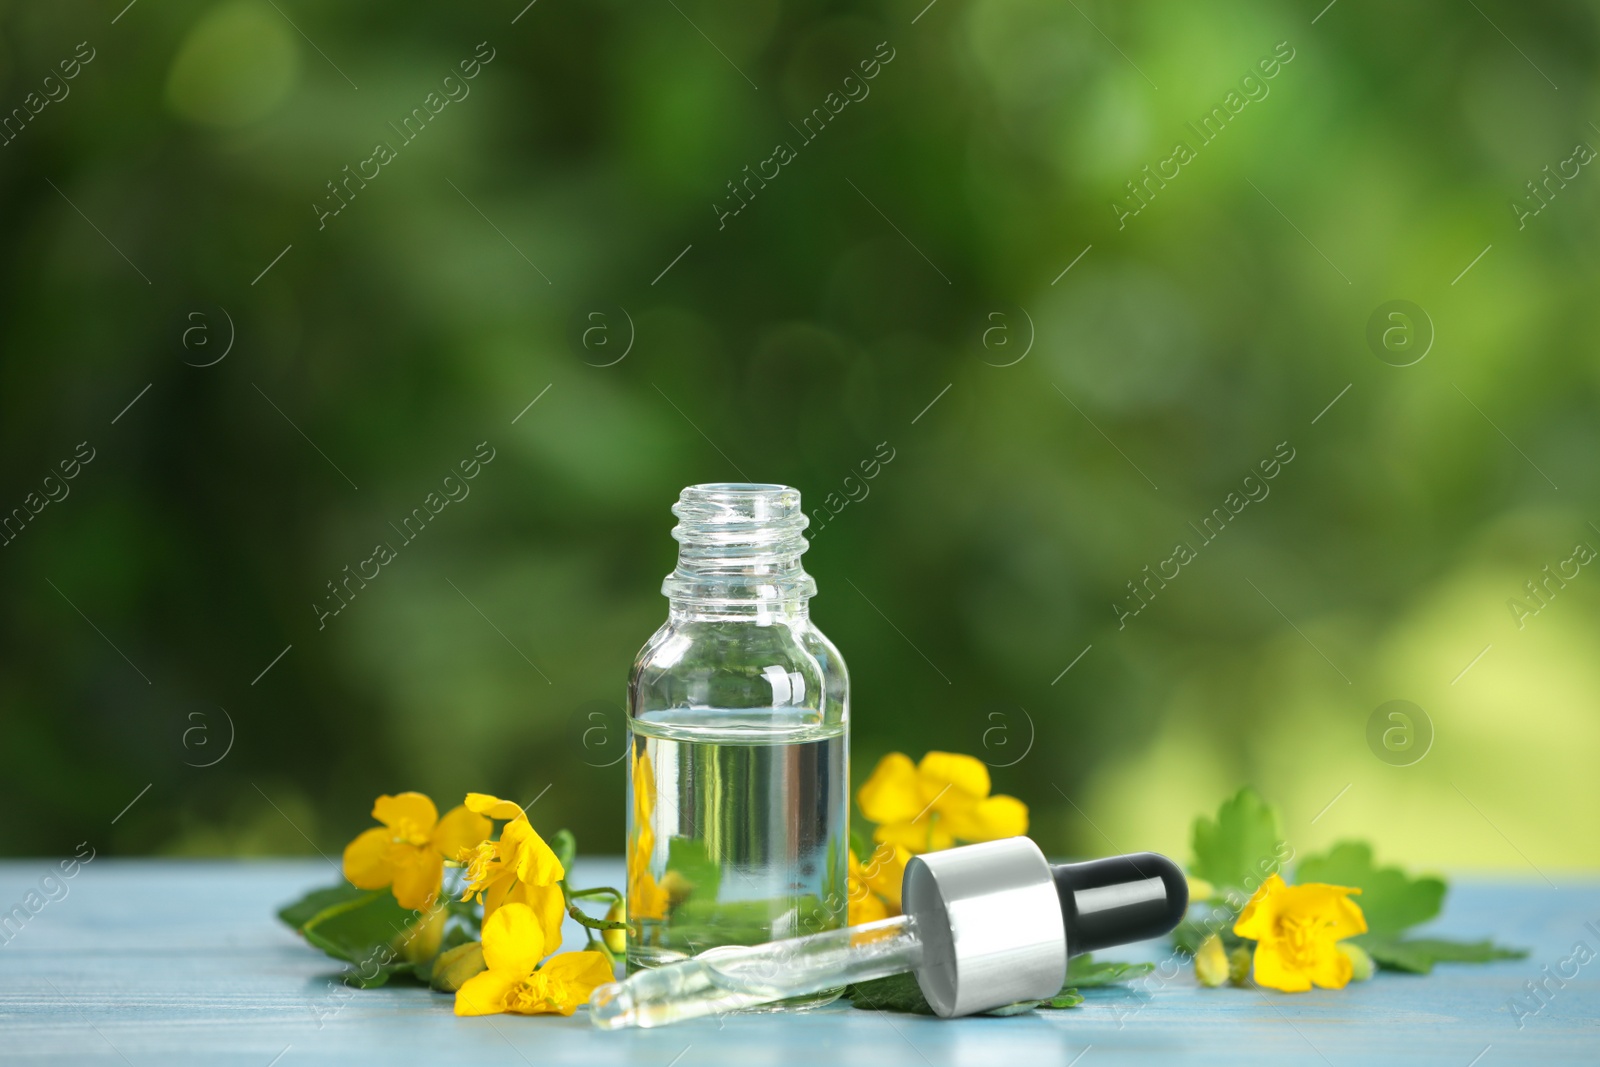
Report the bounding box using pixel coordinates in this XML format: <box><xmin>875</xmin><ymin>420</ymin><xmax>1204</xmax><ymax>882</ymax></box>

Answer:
<box><xmin>661</xmin><ymin>483</ymin><xmax>817</xmax><ymax>622</ymax></box>
<box><xmin>668</xmin><ymin>597</ymin><xmax>811</xmax><ymax>624</ymax></box>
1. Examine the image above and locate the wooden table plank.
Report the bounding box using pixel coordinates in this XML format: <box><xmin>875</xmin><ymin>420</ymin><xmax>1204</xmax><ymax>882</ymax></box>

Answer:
<box><xmin>0</xmin><ymin>860</ymin><xmax>1594</xmax><ymax>1065</ymax></box>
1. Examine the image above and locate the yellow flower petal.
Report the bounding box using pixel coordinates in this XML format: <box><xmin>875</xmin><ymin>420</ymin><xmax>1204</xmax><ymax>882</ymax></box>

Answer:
<box><xmin>858</xmin><ymin>843</ymin><xmax>909</xmax><ymax>909</ymax></box>
<box><xmin>481</xmin><ymin>871</ymin><xmax>513</xmax><ymax>918</ymax></box>
<box><xmin>390</xmin><ymin>845</ymin><xmax>444</xmax><ymax>911</ymax></box>
<box><xmin>482</xmin><ymin>902</ymin><xmax>548</xmax><ymax>976</ymax></box>
<box><xmin>943</xmin><ymin>793</ymin><xmax>1028</xmax><ymax>841</ymax></box>
<box><xmin>1282</xmin><ymin>883</ymin><xmax>1368</xmax><ymax>937</ymax></box>
<box><xmin>508</xmin><ymin>879</ymin><xmax>568</xmax><ymax>956</ymax></box>
<box><xmin>873</xmin><ymin>819</ymin><xmax>954</xmax><ymax>854</ymax></box>
<box><xmin>372</xmin><ymin>792</ymin><xmax>438</xmax><ymax>844</ymax></box>
<box><xmin>916</xmin><ymin>751</ymin><xmax>991</xmax><ymax>803</ymax></box>
<box><xmin>465</xmin><ymin>793</ymin><xmax>525</xmax><ymax>820</ymax></box>
<box><xmin>1250</xmin><ymin>939</ymin><xmax>1312</xmax><ymax>992</ymax></box>
<box><xmin>454</xmin><ymin>968</ymin><xmax>521</xmax><ymax>1016</ymax></box>
<box><xmin>848</xmin><ymin>888</ymin><xmax>889</xmax><ymax>925</ymax></box>
<box><xmin>342</xmin><ymin>827</ymin><xmax>395</xmax><ymax>890</ymax></box>
<box><xmin>538</xmin><ymin>950</ymin><xmax>615</xmax><ymax>997</ymax></box>
<box><xmin>856</xmin><ymin>753</ymin><xmax>924</xmax><ymax>825</ymax></box>
<box><xmin>631</xmin><ymin>753</ymin><xmax>655</xmax><ymax>825</ymax></box>
<box><xmin>501</xmin><ymin>816</ymin><xmax>566</xmax><ymax>885</ymax></box>
<box><xmin>628</xmin><ymin>867</ymin><xmax>668</xmax><ymax>922</ymax></box>
<box><xmin>499</xmin><ymin>952</ymin><xmax>614</xmax><ymax>1016</ymax></box>
<box><xmin>1232</xmin><ymin>873</ymin><xmax>1289</xmax><ymax>942</ymax></box>
<box><xmin>433</xmin><ymin>805</ymin><xmax>493</xmax><ymax>859</ymax></box>
<box><xmin>1306</xmin><ymin>937</ymin><xmax>1355</xmax><ymax>989</ymax></box>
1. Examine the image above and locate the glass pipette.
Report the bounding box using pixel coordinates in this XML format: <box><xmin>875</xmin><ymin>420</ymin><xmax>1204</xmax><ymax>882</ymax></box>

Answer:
<box><xmin>591</xmin><ymin>915</ymin><xmax>921</xmax><ymax>1029</ymax></box>
<box><xmin>590</xmin><ymin>838</ymin><xmax>1186</xmax><ymax>1029</ymax></box>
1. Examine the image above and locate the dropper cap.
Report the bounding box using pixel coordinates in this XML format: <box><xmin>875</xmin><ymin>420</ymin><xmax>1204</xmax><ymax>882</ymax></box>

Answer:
<box><xmin>902</xmin><ymin>838</ymin><xmax>1186</xmax><ymax>1017</ymax></box>
<box><xmin>1052</xmin><ymin>850</ymin><xmax>1189</xmax><ymax>955</ymax></box>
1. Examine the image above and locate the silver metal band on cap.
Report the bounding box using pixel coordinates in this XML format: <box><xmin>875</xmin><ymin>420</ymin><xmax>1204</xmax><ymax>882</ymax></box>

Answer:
<box><xmin>901</xmin><ymin>836</ymin><xmax>1068</xmax><ymax>1017</ymax></box>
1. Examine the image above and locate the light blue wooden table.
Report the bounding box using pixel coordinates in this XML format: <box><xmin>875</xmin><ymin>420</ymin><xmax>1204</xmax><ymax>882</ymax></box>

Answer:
<box><xmin>1</xmin><ymin>859</ymin><xmax>1594</xmax><ymax>1065</ymax></box>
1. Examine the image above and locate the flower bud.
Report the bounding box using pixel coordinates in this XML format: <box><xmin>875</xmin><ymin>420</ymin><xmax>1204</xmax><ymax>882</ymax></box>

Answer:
<box><xmin>603</xmin><ymin>901</ymin><xmax>627</xmax><ymax>955</ymax></box>
<box><xmin>660</xmin><ymin>870</ymin><xmax>696</xmax><ymax>904</ymax></box>
<box><xmin>1228</xmin><ymin>944</ymin><xmax>1253</xmax><ymax>986</ymax></box>
<box><xmin>1338</xmin><ymin>942</ymin><xmax>1374</xmax><ymax>982</ymax></box>
<box><xmin>1195</xmin><ymin>934</ymin><xmax>1229</xmax><ymax>987</ymax></box>
<box><xmin>430</xmin><ymin>941</ymin><xmax>486</xmax><ymax>992</ymax></box>
<box><xmin>395</xmin><ymin>906</ymin><xmax>446</xmax><ymax>964</ymax></box>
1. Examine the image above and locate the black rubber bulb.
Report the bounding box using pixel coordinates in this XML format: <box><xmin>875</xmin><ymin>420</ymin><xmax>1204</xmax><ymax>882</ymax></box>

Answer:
<box><xmin>1050</xmin><ymin>851</ymin><xmax>1189</xmax><ymax>955</ymax></box>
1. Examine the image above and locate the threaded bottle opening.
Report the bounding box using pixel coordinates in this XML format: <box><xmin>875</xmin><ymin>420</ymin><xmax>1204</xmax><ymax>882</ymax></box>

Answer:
<box><xmin>662</xmin><ymin>483</ymin><xmax>816</xmax><ymax>605</ymax></box>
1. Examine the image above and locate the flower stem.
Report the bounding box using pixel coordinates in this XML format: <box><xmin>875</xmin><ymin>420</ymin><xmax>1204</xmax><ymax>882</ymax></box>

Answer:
<box><xmin>567</xmin><ymin>886</ymin><xmax>623</xmax><ymax>902</ymax></box>
<box><xmin>567</xmin><ymin>904</ymin><xmax>630</xmax><ymax>931</ymax></box>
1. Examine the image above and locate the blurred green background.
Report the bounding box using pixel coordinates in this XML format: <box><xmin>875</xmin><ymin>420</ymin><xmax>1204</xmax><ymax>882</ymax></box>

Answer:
<box><xmin>2</xmin><ymin>0</ymin><xmax>1596</xmax><ymax>873</ymax></box>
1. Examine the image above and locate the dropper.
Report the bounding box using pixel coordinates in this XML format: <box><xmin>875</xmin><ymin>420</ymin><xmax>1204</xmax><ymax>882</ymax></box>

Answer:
<box><xmin>590</xmin><ymin>837</ymin><xmax>1187</xmax><ymax>1029</ymax></box>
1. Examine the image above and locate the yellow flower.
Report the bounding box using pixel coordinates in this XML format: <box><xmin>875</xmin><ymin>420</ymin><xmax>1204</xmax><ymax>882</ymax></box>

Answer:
<box><xmin>857</xmin><ymin>751</ymin><xmax>1028</xmax><ymax>854</ymax></box>
<box><xmin>627</xmin><ymin>752</ymin><xmax>668</xmax><ymax>922</ymax></box>
<box><xmin>1233</xmin><ymin>874</ymin><xmax>1368</xmax><ymax>992</ymax></box>
<box><xmin>847</xmin><ymin>850</ymin><xmax>889</xmax><ymax>925</ymax></box>
<box><xmin>456</xmin><ymin>794</ymin><xmax>566</xmax><ymax>927</ymax></box>
<box><xmin>454</xmin><ymin>902</ymin><xmax>614</xmax><ymax>1017</ymax></box>
<box><xmin>847</xmin><ymin>841</ymin><xmax>911</xmax><ymax>924</ymax></box>
<box><xmin>343</xmin><ymin>792</ymin><xmax>490</xmax><ymax>911</ymax></box>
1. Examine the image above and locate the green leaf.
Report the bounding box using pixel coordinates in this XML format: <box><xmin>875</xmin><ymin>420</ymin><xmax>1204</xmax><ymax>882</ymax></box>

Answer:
<box><xmin>1294</xmin><ymin>841</ymin><xmax>1445</xmax><ymax>940</ymax></box>
<box><xmin>985</xmin><ymin>999</ymin><xmax>1045</xmax><ymax>1016</ymax></box>
<box><xmin>551</xmin><ymin>829</ymin><xmax>577</xmax><ymax>874</ymax></box>
<box><xmin>1190</xmin><ymin>787</ymin><xmax>1286</xmax><ymax>894</ymax></box>
<box><xmin>846</xmin><ymin>973</ymin><xmax>1051</xmax><ymax>1017</ymax></box>
<box><xmin>341</xmin><ymin>960</ymin><xmax>417</xmax><ymax>989</ymax></box>
<box><xmin>664</xmin><ymin>836</ymin><xmax>722</xmax><ymax>902</ymax></box>
<box><xmin>847</xmin><ymin>972</ymin><xmax>935</xmax><ymax>1014</ymax></box>
<box><xmin>1065</xmin><ymin>954</ymin><xmax>1156</xmax><ymax>987</ymax></box>
<box><xmin>846</xmin><ymin>962</ymin><xmax>1125</xmax><ymax>1016</ymax></box>
<box><xmin>277</xmin><ymin>883</ymin><xmax>367</xmax><ymax>931</ymax></box>
<box><xmin>301</xmin><ymin>890</ymin><xmax>415</xmax><ymax>965</ymax></box>
<box><xmin>1365</xmin><ymin>938</ymin><xmax>1529</xmax><ymax>974</ymax></box>
<box><xmin>849</xmin><ymin>828</ymin><xmax>875</xmax><ymax>864</ymax></box>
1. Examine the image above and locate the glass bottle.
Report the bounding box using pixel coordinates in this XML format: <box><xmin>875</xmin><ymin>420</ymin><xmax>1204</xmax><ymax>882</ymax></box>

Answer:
<box><xmin>626</xmin><ymin>483</ymin><xmax>849</xmax><ymax>1009</ymax></box>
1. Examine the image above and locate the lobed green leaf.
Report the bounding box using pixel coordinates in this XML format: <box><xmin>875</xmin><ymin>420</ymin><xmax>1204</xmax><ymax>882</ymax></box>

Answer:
<box><xmin>846</xmin><ymin>956</ymin><xmax>1139</xmax><ymax>1016</ymax></box>
<box><xmin>277</xmin><ymin>883</ymin><xmax>368</xmax><ymax>931</ymax></box>
<box><xmin>300</xmin><ymin>890</ymin><xmax>415</xmax><ymax>966</ymax></box>
<box><xmin>1066</xmin><ymin>954</ymin><xmax>1156</xmax><ymax>987</ymax></box>
<box><xmin>1364</xmin><ymin>938</ymin><xmax>1528</xmax><ymax>974</ymax></box>
<box><xmin>1190</xmin><ymin>787</ymin><xmax>1285</xmax><ymax>894</ymax></box>
<box><xmin>1294</xmin><ymin>841</ymin><xmax>1445</xmax><ymax>941</ymax></box>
